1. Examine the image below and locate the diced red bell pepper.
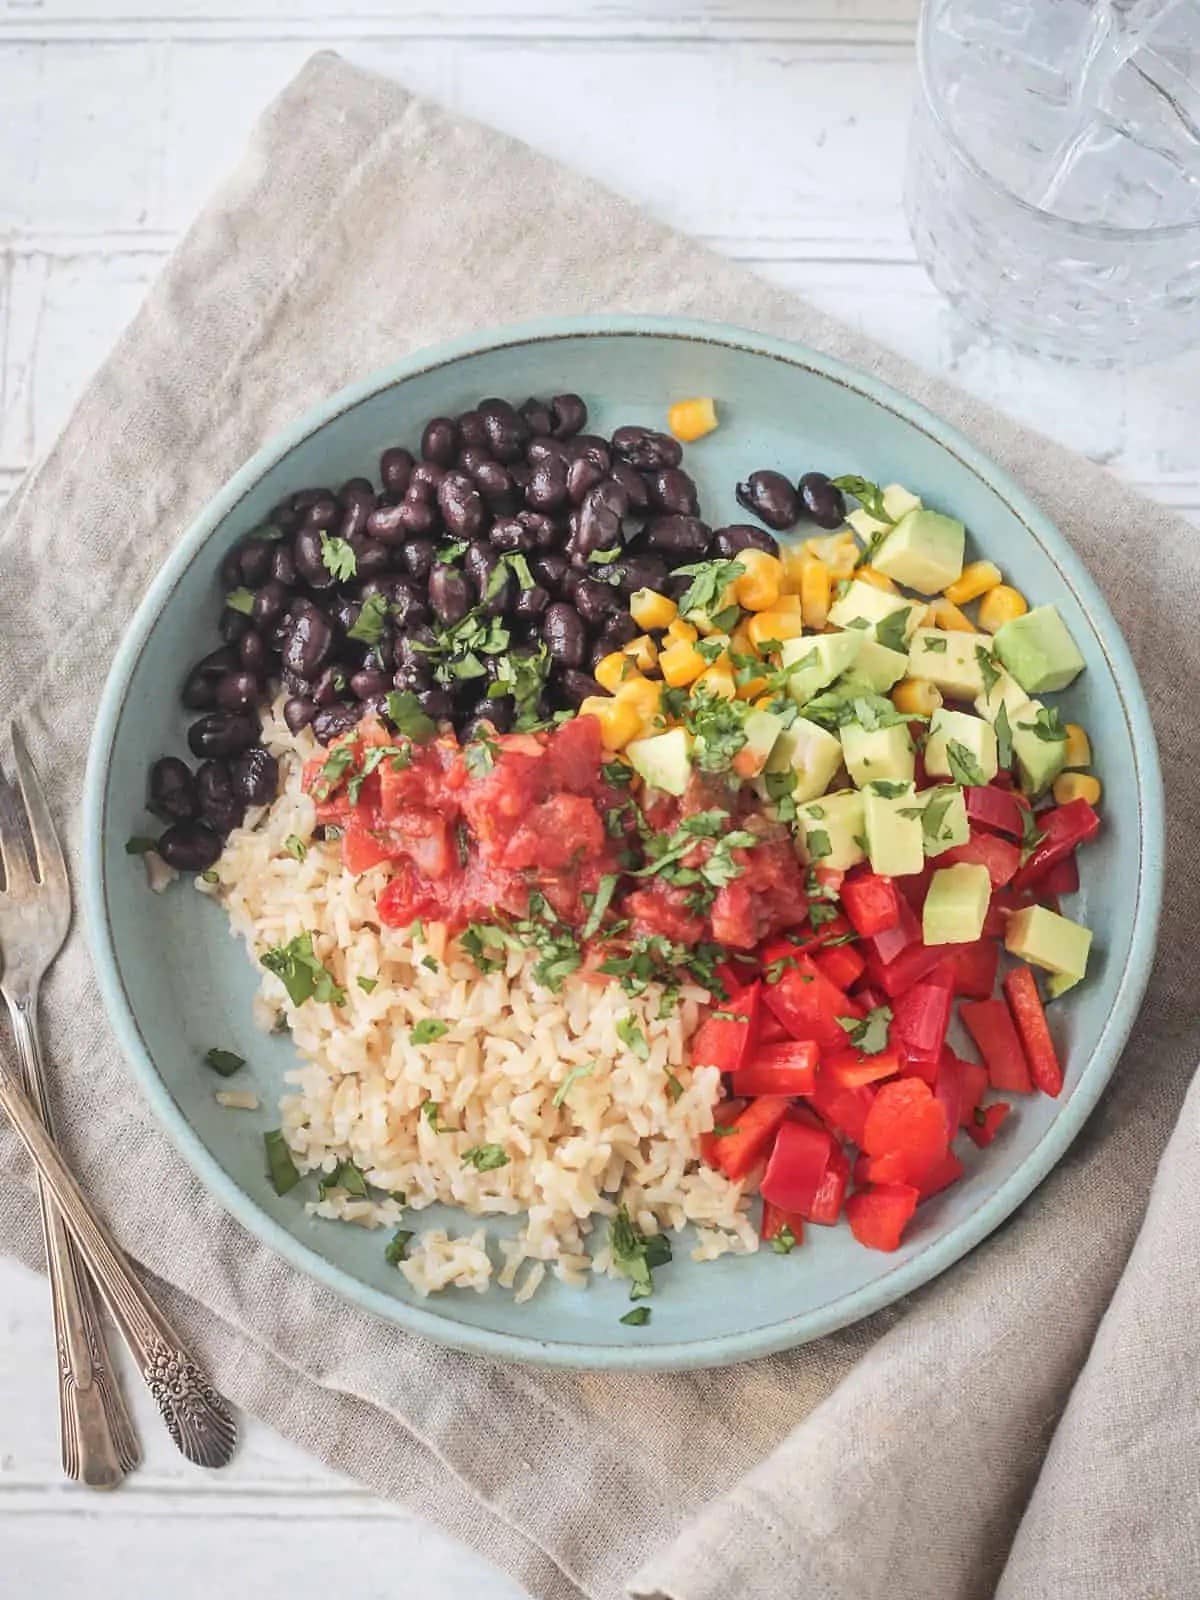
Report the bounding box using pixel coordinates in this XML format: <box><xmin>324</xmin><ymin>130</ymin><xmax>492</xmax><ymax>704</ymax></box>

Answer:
<box><xmin>714</xmin><ymin>954</ymin><xmax>760</xmax><ymax>995</ymax></box>
<box><xmin>898</xmin><ymin>1052</ymin><xmax>939</xmax><ymax>1087</ymax></box>
<box><xmin>896</xmin><ymin>860</ymin><xmax>935</xmax><ymax>915</ymax></box>
<box><xmin>957</xmin><ymin>1059</ymin><xmax>989</xmax><ymax>1127</ymax></box>
<box><xmin>960</xmin><ymin>997</ymin><xmax>1033</xmax><ymax>1093</ymax></box>
<box><xmin>1042</xmin><ymin>852</ymin><xmax>1080</xmax><ymax>898</ymax></box>
<box><xmin>863</xmin><ymin>939</ymin><xmax>950</xmax><ymax>999</ymax></box>
<box><xmin>707</xmin><ymin>1095</ymin><xmax>791</xmax><ymax>1181</ymax></box>
<box><xmin>940</xmin><ymin>830</ymin><xmax>1020</xmax><ymax>888</ymax></box>
<box><xmin>763</xmin><ymin>956</ymin><xmax>862</xmax><ymax>1051</ymax></box>
<box><xmin>760</xmin><ymin>1118</ymin><xmax>834</xmax><ymax>1213</ymax></box>
<box><xmin>846</xmin><ymin>1184</ymin><xmax>920</xmax><ymax>1251</ymax></box>
<box><xmin>341</xmin><ymin>815</ymin><xmax>394</xmax><ymax>876</ymax></box>
<box><xmin>1003</xmin><ymin>966</ymin><xmax>1063</xmax><ymax>1096</ymax></box>
<box><xmin>964</xmin><ymin>785</ymin><xmax>1024</xmax><ymax>839</ymax></box>
<box><xmin>840</xmin><ymin>872</ymin><xmax>901</xmax><ymax>938</ymax></box>
<box><xmin>760</xmin><ymin>1200</ymin><xmax>805</xmax><ymax>1246</ymax></box>
<box><xmin>852</xmin><ymin>982</ymin><xmax>887</xmax><ymax>1012</ymax></box>
<box><xmin>966</xmin><ymin>1101</ymin><xmax>1011</xmax><ymax>1148</ymax></box>
<box><xmin>758</xmin><ymin>914</ymin><xmax>855</xmax><ymax>965</ymax></box>
<box><xmin>934</xmin><ymin>1047</ymin><xmax>965</xmax><ymax>1133</ymax></box>
<box><xmin>857</xmin><ymin>1145</ymin><xmax>963</xmax><ymax>1198</ymax></box>
<box><xmin>757</xmin><ymin>1010</ymin><xmax>790</xmax><ymax>1045</ymax></box>
<box><xmin>807</xmin><ymin>1139</ymin><xmax>850</xmax><ymax>1225</ymax></box>
<box><xmin>807</xmin><ymin>1070</ymin><xmax>876</xmax><ymax>1146</ymax></box>
<box><xmin>865</xmin><ymin>895</ymin><xmax>922</xmax><ymax>966</ymax></box>
<box><xmin>813</xmin><ymin>940</ymin><xmax>866</xmax><ymax>992</ymax></box>
<box><xmin>824</xmin><ymin>1045</ymin><xmax>903</xmax><ymax>1090</ymax></box>
<box><xmin>913</xmin><ymin>1148</ymin><xmax>964</xmax><ymax>1199</ymax></box>
<box><xmin>945</xmin><ymin>938</ymin><xmax>1000</xmax><ymax>1000</ymax></box>
<box><xmin>698</xmin><ymin>1097</ymin><xmax>745</xmax><ymax>1166</ymax></box>
<box><xmin>1011</xmin><ymin>799</ymin><xmax>1100</xmax><ymax>892</ymax></box>
<box><xmin>982</xmin><ymin>886</ymin><xmax>1041</xmax><ymax>939</ymax></box>
<box><xmin>862</xmin><ymin>1078</ymin><xmax>949</xmax><ymax>1169</ymax></box>
<box><xmin>690</xmin><ymin>982</ymin><xmax>762</xmax><ymax>1076</ymax></box>
<box><xmin>891</xmin><ymin>981</ymin><xmax>953</xmax><ymax>1064</ymax></box>
<box><xmin>811</xmin><ymin>864</ymin><xmax>844</xmax><ymax>898</ymax></box>
<box><xmin>731</xmin><ymin>1039</ymin><xmax>819</xmax><ymax>1098</ymax></box>
<box><xmin>926</xmin><ymin>958</ymin><xmax>958</xmax><ymax>990</ymax></box>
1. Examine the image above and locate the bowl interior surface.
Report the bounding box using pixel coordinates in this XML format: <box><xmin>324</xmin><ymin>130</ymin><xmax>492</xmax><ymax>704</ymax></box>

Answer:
<box><xmin>85</xmin><ymin>320</ymin><xmax>1161</xmax><ymax>1368</ymax></box>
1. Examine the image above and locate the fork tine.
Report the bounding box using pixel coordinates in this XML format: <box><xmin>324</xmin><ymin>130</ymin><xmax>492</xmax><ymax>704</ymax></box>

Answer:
<box><xmin>0</xmin><ymin>762</ymin><xmax>37</xmax><ymax>897</ymax></box>
<box><xmin>9</xmin><ymin>725</ymin><xmax>68</xmax><ymax>896</ymax></box>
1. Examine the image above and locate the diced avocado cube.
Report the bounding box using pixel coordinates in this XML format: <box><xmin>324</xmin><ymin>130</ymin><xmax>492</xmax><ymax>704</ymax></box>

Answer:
<box><xmin>734</xmin><ymin>708</ymin><xmax>785</xmax><ymax>778</ymax></box>
<box><xmin>781</xmin><ymin>631</ymin><xmax>864</xmax><ymax>706</ymax></box>
<box><xmin>919</xmin><ymin>784</ymin><xmax>971</xmax><ymax>857</ymax></box>
<box><xmin>840</xmin><ymin>721</ymin><xmax>915</xmax><ymax>788</ymax></box>
<box><xmin>924</xmin><ymin>708</ymin><xmax>999</xmax><ymax>784</ymax></box>
<box><xmin>1010</xmin><ymin>699</ymin><xmax>1068</xmax><ymax>797</ymax></box>
<box><xmin>994</xmin><ymin>605</ymin><xmax>1086</xmax><ymax>694</ymax></box>
<box><xmin>763</xmin><ymin>716</ymin><xmax>843</xmax><ymax>803</ymax></box>
<box><xmin>840</xmin><ymin>637</ymin><xmax>910</xmax><ymax>694</ymax></box>
<box><xmin>847</xmin><ymin>483</ymin><xmax>922</xmax><ymax>542</ymax></box>
<box><xmin>797</xmin><ymin>789</ymin><xmax>866</xmax><ymax>872</ymax></box>
<box><xmin>974</xmin><ymin>661</ymin><xmax>1032</xmax><ymax>724</ymax></box>
<box><xmin>827</xmin><ymin>580</ymin><xmax>918</xmax><ymax>645</ymax></box>
<box><xmin>1046</xmin><ymin>971</ymin><xmax>1082</xmax><ymax>999</ymax></box>
<box><xmin>872</xmin><ymin>509</ymin><xmax>965</xmax><ymax>595</ymax></box>
<box><xmin>626</xmin><ymin>727</ymin><xmax>693</xmax><ymax>796</ymax></box>
<box><xmin>862</xmin><ymin>781</ymin><xmax>924</xmax><ymax>877</ymax></box>
<box><xmin>923</xmin><ymin>863</ymin><xmax>991</xmax><ymax>945</ymax></box>
<box><xmin>906</xmin><ymin>628</ymin><xmax>986</xmax><ymax>700</ymax></box>
<box><xmin>1005</xmin><ymin>905</ymin><xmax>1093</xmax><ymax>980</ymax></box>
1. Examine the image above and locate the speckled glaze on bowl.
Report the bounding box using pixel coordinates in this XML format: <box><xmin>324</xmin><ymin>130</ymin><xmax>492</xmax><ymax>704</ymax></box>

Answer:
<box><xmin>83</xmin><ymin>316</ymin><xmax>1163</xmax><ymax>1370</ymax></box>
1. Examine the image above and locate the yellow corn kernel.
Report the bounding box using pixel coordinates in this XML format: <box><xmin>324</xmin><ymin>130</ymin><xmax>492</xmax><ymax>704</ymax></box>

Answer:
<box><xmin>737</xmin><ymin>673</ymin><xmax>770</xmax><ymax>701</ymax></box>
<box><xmin>804</xmin><ymin>532</ymin><xmax>858</xmax><ymax>579</ymax></box>
<box><xmin>667</xmin><ymin>395</ymin><xmax>718</xmax><ymax>443</ymax></box>
<box><xmin>780</xmin><ymin>543</ymin><xmax>808</xmax><ymax>595</ymax></box>
<box><xmin>733</xmin><ymin>548</ymin><xmax>783</xmax><ymax>611</ymax></box>
<box><xmin>694</xmin><ymin>662</ymin><xmax>737</xmax><ymax>700</ymax></box>
<box><xmin>659</xmin><ymin>640</ymin><xmax>708</xmax><ymax>687</ymax></box>
<box><xmin>944</xmin><ymin>559</ymin><xmax>1002</xmax><ymax>606</ymax></box>
<box><xmin>594</xmin><ymin>651</ymin><xmax>630</xmax><ymax>694</ymax></box>
<box><xmin>852</xmin><ymin>565</ymin><xmax>899</xmax><ymax>594</ymax></box>
<box><xmin>771</xmin><ymin>592</ymin><xmax>804</xmax><ymax>614</ymax></box>
<box><xmin>891</xmin><ymin>678</ymin><xmax>943</xmax><ymax>717</ymax></box>
<box><xmin>928</xmin><ymin>596</ymin><xmax>977</xmax><ymax>633</ymax></box>
<box><xmin>747</xmin><ymin>609</ymin><xmax>807</xmax><ymax>647</ymax></box>
<box><xmin>613</xmin><ymin>674</ymin><xmax>661</xmax><ymax>721</ymax></box>
<box><xmin>629</xmin><ymin>588</ymin><xmax>677</xmax><ymax>631</ymax></box>
<box><xmin>1063</xmin><ymin>722</ymin><xmax>1092</xmax><ymax>769</ymax></box>
<box><xmin>978</xmin><ymin>584</ymin><xmax>1029</xmax><ymax>633</ymax></box>
<box><xmin>1052</xmin><ymin>772</ymin><xmax>1101</xmax><ymax>808</ymax></box>
<box><xmin>579</xmin><ymin>695</ymin><xmax>644</xmax><ymax>751</ymax></box>
<box><xmin>729</xmin><ymin>619</ymin><xmax>757</xmax><ymax>657</ymax></box>
<box><xmin>800</xmin><ymin>557</ymin><xmax>831</xmax><ymax>630</ymax></box>
<box><xmin>623</xmin><ymin>633</ymin><xmax>659</xmax><ymax>673</ymax></box>
<box><xmin>665</xmin><ymin>617</ymin><xmax>699</xmax><ymax>647</ymax></box>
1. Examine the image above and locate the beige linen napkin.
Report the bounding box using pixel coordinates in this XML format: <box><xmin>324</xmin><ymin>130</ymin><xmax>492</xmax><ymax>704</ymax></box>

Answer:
<box><xmin>0</xmin><ymin>54</ymin><xmax>1195</xmax><ymax>1600</ymax></box>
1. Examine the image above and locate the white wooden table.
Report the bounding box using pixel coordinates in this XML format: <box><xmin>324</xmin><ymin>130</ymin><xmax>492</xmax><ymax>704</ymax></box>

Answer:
<box><xmin>2</xmin><ymin>3</ymin><xmax>1196</xmax><ymax>1593</ymax></box>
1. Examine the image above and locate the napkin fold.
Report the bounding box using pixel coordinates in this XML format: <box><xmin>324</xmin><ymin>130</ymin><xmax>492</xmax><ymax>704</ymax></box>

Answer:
<box><xmin>1</xmin><ymin>53</ymin><xmax>1196</xmax><ymax>1600</ymax></box>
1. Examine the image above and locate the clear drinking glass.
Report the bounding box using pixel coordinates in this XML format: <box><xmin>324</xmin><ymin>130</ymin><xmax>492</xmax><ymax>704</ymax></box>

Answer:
<box><xmin>904</xmin><ymin>0</ymin><xmax>1200</xmax><ymax>365</ymax></box>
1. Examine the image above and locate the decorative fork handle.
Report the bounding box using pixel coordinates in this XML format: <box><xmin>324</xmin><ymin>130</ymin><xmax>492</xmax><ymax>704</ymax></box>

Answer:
<box><xmin>8</xmin><ymin>996</ymin><xmax>139</xmax><ymax>1487</ymax></box>
<box><xmin>0</xmin><ymin>1033</ymin><xmax>237</xmax><ymax>1469</ymax></box>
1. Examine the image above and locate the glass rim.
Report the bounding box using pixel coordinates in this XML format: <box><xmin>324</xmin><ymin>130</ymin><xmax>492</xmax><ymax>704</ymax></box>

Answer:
<box><xmin>916</xmin><ymin>0</ymin><xmax>1200</xmax><ymax>244</ymax></box>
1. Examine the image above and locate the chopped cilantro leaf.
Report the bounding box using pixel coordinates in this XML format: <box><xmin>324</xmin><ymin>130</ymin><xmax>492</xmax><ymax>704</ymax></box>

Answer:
<box><xmin>806</xmin><ymin>828</ymin><xmax>832</xmax><ymax>861</ymax></box>
<box><xmin>410</xmin><ymin>1018</ymin><xmax>449</xmax><ymax>1045</ymax></box>
<box><xmin>224</xmin><ymin>587</ymin><xmax>255</xmax><ymax>616</ymax></box>
<box><xmin>837</xmin><ymin>1003</ymin><xmax>893</xmax><ymax>1055</ymax></box>
<box><xmin>923</xmin><ymin>635</ymin><xmax>948</xmax><ymax>654</ymax></box>
<box><xmin>977</xmin><ymin>647</ymin><xmax>1001</xmax><ymax>696</ymax></box>
<box><xmin>461</xmin><ymin>1144</ymin><xmax>509</xmax><ymax>1172</ymax></box>
<box><xmin>125</xmin><ymin>836</ymin><xmax>157</xmax><ymax>856</ymax></box>
<box><xmin>347</xmin><ymin>591</ymin><xmax>390</xmax><ymax>644</ymax></box>
<box><xmin>261</xmin><ymin>931</ymin><xmax>346</xmax><ymax>1007</ymax></box>
<box><xmin>875</xmin><ymin>606</ymin><xmax>913</xmax><ymax>654</ymax></box>
<box><xmin>552</xmin><ymin>1061</ymin><xmax>596</xmax><ymax>1108</ymax></box>
<box><xmin>946</xmin><ymin>741</ymin><xmax>986</xmax><ymax>786</ymax></box>
<box><xmin>357</xmin><ymin>976</ymin><xmax>378</xmax><ymax>993</ymax></box>
<box><xmin>771</xmin><ymin>1224</ymin><xmax>798</xmax><ymax>1255</ymax></box>
<box><xmin>673</xmin><ymin>558</ymin><xmax>745</xmax><ymax>622</ymax></box>
<box><xmin>1018</xmin><ymin>705</ymin><xmax>1068</xmax><ymax>743</ymax></box>
<box><xmin>581</xmin><ymin>873</ymin><xmax>619</xmax><ymax>941</ymax></box>
<box><xmin>620</xmin><ymin>1305</ymin><xmax>651</xmax><ymax>1326</ymax></box>
<box><xmin>320</xmin><ymin>533</ymin><xmax>357</xmax><ymax>581</ymax></box>
<box><xmin>385</xmin><ymin>690</ymin><xmax>437</xmax><ymax>741</ymax></box>
<box><xmin>616</xmin><ymin>1015</ymin><xmax>650</xmax><ymax>1060</ymax></box>
<box><xmin>610</xmin><ymin>1203</ymin><xmax>673</xmax><ymax>1300</ymax></box>
<box><xmin>385</xmin><ymin>1229</ymin><xmax>414</xmax><ymax>1266</ymax></box>
<box><xmin>867</xmin><ymin>780</ymin><xmax>910</xmax><ymax>798</ymax></box>
<box><xmin>204</xmin><ymin>1048</ymin><xmax>245</xmax><ymax>1077</ymax></box>
<box><xmin>264</xmin><ymin>1130</ymin><xmax>300</xmax><ymax>1196</ymax></box>
<box><xmin>284</xmin><ymin>834</ymin><xmax>307</xmax><ymax>861</ymax></box>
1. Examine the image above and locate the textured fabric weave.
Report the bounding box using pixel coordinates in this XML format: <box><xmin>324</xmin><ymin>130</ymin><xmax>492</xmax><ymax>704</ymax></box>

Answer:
<box><xmin>0</xmin><ymin>55</ymin><xmax>1195</xmax><ymax>1600</ymax></box>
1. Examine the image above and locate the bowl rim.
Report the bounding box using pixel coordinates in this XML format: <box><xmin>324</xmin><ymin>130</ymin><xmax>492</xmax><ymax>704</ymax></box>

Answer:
<box><xmin>82</xmin><ymin>312</ymin><xmax>1164</xmax><ymax>1370</ymax></box>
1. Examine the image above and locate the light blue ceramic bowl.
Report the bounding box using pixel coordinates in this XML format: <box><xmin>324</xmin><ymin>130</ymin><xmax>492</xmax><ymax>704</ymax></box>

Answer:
<box><xmin>83</xmin><ymin>316</ymin><xmax>1163</xmax><ymax>1369</ymax></box>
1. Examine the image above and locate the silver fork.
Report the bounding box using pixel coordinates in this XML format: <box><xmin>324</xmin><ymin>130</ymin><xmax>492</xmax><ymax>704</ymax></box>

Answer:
<box><xmin>0</xmin><ymin>724</ymin><xmax>236</xmax><ymax>1471</ymax></box>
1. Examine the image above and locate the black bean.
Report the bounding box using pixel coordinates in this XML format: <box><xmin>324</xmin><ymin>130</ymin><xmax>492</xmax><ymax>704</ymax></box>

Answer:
<box><xmin>215</xmin><ymin>671</ymin><xmax>262</xmax><ymax>714</ymax></box>
<box><xmin>399</xmin><ymin>536</ymin><xmax>436</xmax><ymax>582</ymax></box>
<box><xmin>561</xmin><ymin>565</ymin><xmax>584</xmax><ymax>602</ymax></box>
<box><xmin>248</xmin><ymin>579</ymin><xmax>287</xmax><ymax>628</ymax></box>
<box><xmin>293</xmin><ymin>527</ymin><xmax>336</xmax><ymax>589</ymax></box>
<box><xmin>478</xmin><ymin>398</ymin><xmax>529</xmax><ymax>462</ymax></box>
<box><xmin>572</xmin><ymin>479</ymin><xmax>629</xmax><ymax>563</ymax></box>
<box><xmin>463</xmin><ymin>541</ymin><xmax>496</xmax><ymax>592</ymax></box>
<box><xmin>301</xmin><ymin>494</ymin><xmax>339</xmax><ymax>530</ymax></box>
<box><xmin>527</xmin><ymin>455</ymin><xmax>570</xmax><ymax>512</ymax></box>
<box><xmin>312</xmin><ymin>704</ymin><xmax>361</xmax><ymax>746</ymax></box>
<box><xmin>365</xmin><ymin>501</ymin><xmax>407</xmax><ymax>543</ymax></box>
<box><xmin>798</xmin><ymin>470</ymin><xmax>847</xmax><ymax>530</ymax></box>
<box><xmin>219</xmin><ymin>609</ymin><xmax>251</xmax><ymax>645</ymax></box>
<box><xmin>519</xmin><ymin>510</ymin><xmax>561</xmax><ymax>549</ymax></box>
<box><xmin>532</xmin><ymin>553</ymin><xmax>569</xmax><ymax>591</ymax></box>
<box><xmin>489</xmin><ymin>516</ymin><xmax>534</xmax><ymax>553</ymax></box>
<box><xmin>281</xmin><ymin>668</ymin><xmax>311</xmax><ymax>699</ymax></box>
<box><xmin>415</xmin><ymin>686</ymin><xmax>455</xmax><ymax>720</ymax></box>
<box><xmin>231</xmin><ymin>745</ymin><xmax>279</xmax><ymax>808</ymax></box>
<box><xmin>527</xmin><ymin>437</ymin><xmax>571</xmax><ymax>468</ymax></box>
<box><xmin>270</xmin><ymin>501</ymin><xmax>302</xmax><ymax>537</ymax></box>
<box><xmin>573</xmin><ymin>576</ymin><xmax>621</xmax><ymax>626</ymax></box>
<box><xmin>148</xmin><ymin>757</ymin><xmax>197</xmax><ymax>823</ymax></box>
<box><xmin>392</xmin><ymin>660</ymin><xmax>432</xmax><ymax>695</ymax></box>
<box><xmin>543</xmin><ymin>602</ymin><xmax>587</xmax><ymax>667</ymax></box>
<box><xmin>237</xmin><ymin>537</ymin><xmax>274</xmax><ymax>588</ymax></box>
<box><xmin>270</xmin><ymin>544</ymin><xmax>297</xmax><ymax>586</ymax></box>
<box><xmin>713</xmin><ymin>523</ymin><xmax>781</xmax><ymax>559</ymax></box>
<box><xmin>610</xmin><ymin>553</ymin><xmax>669</xmax><ymax>597</ymax></box>
<box><xmin>559</xmin><ymin>668</ymin><xmax>604</xmax><ymax>705</ymax></box>
<box><xmin>611</xmin><ymin>425</ymin><xmax>682</xmax><ymax>471</ymax></box>
<box><xmin>338</xmin><ymin>479</ymin><xmax>376</xmax><ymax>542</ymax></box>
<box><xmin>195</xmin><ymin>760</ymin><xmax>244</xmax><ymax>834</ymax></box>
<box><xmin>182</xmin><ymin>646</ymin><xmax>238</xmax><ymax>711</ymax></box>
<box><xmin>515</xmin><ymin>582</ymin><xmax>550</xmax><ymax>621</ymax></box>
<box><xmin>394</xmin><ymin>626</ymin><xmax>437</xmax><ymax>670</ymax></box>
<box><xmin>468</xmin><ymin>455</ymin><xmax>514</xmax><ymax>505</ymax></box>
<box><xmin>643</xmin><ymin>514</ymin><xmax>712</xmax><ymax>559</ymax></box>
<box><xmin>350</xmin><ymin>666</ymin><xmax>390</xmax><ymax>701</ymax></box>
<box><xmin>519</xmin><ymin>397</ymin><xmax>554</xmax><ymax>437</ymax></box>
<box><xmin>437</xmin><ymin>472</ymin><xmax>487</xmax><ymax>540</ymax></box>
<box><xmin>470</xmin><ymin>694</ymin><xmax>515</xmax><ymax>734</ymax></box>
<box><xmin>290</xmin><ymin>487</ymin><xmax>335</xmax><ymax>512</ymax></box>
<box><xmin>187</xmin><ymin>713</ymin><xmax>259</xmax><ymax>760</ymax></box>
<box><xmin>421</xmin><ymin>417</ymin><xmax>459</xmax><ymax>467</ymax></box>
<box><xmin>735</xmin><ymin>469</ymin><xmax>800</xmax><ymax>531</ymax></box>
<box><xmin>220</xmin><ymin>546</ymin><xmax>243</xmax><ymax>588</ymax></box>
<box><xmin>312</xmin><ymin>664</ymin><xmax>348</xmax><ymax>707</ymax></box>
<box><xmin>347</xmin><ymin>535</ymin><xmax>390</xmax><ymax>579</ymax></box>
<box><xmin>610</xmin><ymin>460</ymin><xmax>650</xmax><ymax>512</ymax></box>
<box><xmin>158</xmin><ymin>821</ymin><xmax>223</xmax><ymax>873</ymax></box>
<box><xmin>509</xmin><ymin>460</ymin><xmax>533</xmax><ymax>496</ymax></box>
<box><xmin>409</xmin><ymin>461</ymin><xmax>445</xmax><ymax>504</ymax></box>
<box><xmin>389</xmin><ymin>580</ymin><xmax>430</xmax><ymax>631</ymax></box>
<box><xmin>550</xmin><ymin>394</ymin><xmax>587</xmax><ymax>439</ymax></box>
<box><xmin>566</xmin><ymin>454</ymin><xmax>606</xmax><ymax>506</ymax></box>
<box><xmin>594</xmin><ymin>611</ymin><xmax>639</xmax><ymax>655</ymax></box>
<box><xmin>429</xmin><ymin>564</ymin><xmax>473</xmax><ymax>625</ymax></box>
<box><xmin>284</xmin><ymin>696</ymin><xmax>318</xmax><ymax>733</ymax></box>
<box><xmin>380</xmin><ymin>447</ymin><xmax>415</xmax><ymax>496</ymax></box>
<box><xmin>457</xmin><ymin>409</ymin><xmax>489</xmax><ymax>451</ymax></box>
<box><xmin>646</xmin><ymin>466</ymin><xmax>699</xmax><ymax>516</ymax></box>
<box><xmin>282</xmin><ymin>608</ymin><xmax>334</xmax><ymax>680</ymax></box>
